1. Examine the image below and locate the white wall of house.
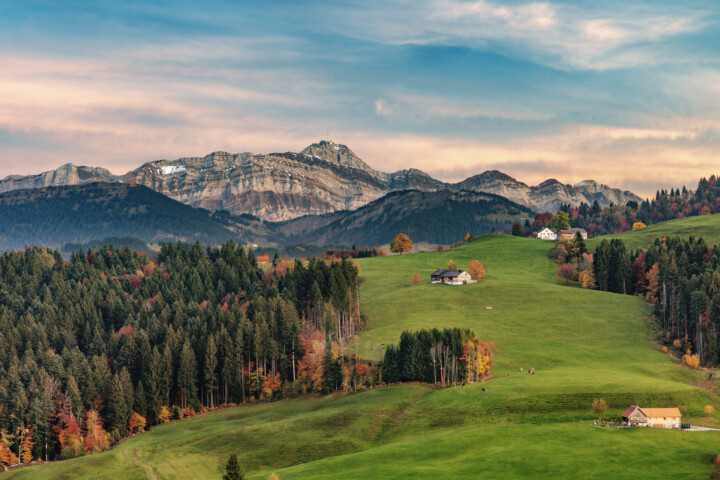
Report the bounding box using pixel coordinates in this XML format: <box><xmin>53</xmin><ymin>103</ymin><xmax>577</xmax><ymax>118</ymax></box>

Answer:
<box><xmin>537</xmin><ymin>228</ymin><xmax>557</xmax><ymax>240</ymax></box>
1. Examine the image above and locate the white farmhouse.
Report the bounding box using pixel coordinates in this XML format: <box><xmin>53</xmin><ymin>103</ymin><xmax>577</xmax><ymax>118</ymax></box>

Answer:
<box><xmin>537</xmin><ymin>228</ymin><xmax>558</xmax><ymax>240</ymax></box>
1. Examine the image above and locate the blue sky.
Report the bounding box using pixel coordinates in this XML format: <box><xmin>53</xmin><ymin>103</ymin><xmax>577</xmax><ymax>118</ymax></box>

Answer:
<box><xmin>1</xmin><ymin>0</ymin><xmax>719</xmax><ymax>196</ymax></box>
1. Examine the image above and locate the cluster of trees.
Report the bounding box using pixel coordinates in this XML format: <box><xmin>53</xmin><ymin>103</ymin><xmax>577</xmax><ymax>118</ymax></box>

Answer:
<box><xmin>382</xmin><ymin>329</ymin><xmax>495</xmax><ymax>385</ymax></box>
<box><xmin>628</xmin><ymin>236</ymin><xmax>720</xmax><ymax>366</ymax></box>
<box><xmin>0</xmin><ymin>241</ymin><xmax>361</xmax><ymax>463</ymax></box>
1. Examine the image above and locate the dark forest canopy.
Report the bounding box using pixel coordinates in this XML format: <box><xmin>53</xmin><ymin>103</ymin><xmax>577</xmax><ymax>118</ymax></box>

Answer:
<box><xmin>0</xmin><ymin>241</ymin><xmax>361</xmax><ymax>462</ymax></box>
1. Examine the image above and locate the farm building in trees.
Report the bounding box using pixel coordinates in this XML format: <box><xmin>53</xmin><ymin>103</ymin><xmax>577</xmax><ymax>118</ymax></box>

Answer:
<box><xmin>537</xmin><ymin>228</ymin><xmax>558</xmax><ymax>240</ymax></box>
<box><xmin>430</xmin><ymin>269</ymin><xmax>476</xmax><ymax>285</ymax></box>
<box><xmin>557</xmin><ymin>228</ymin><xmax>588</xmax><ymax>240</ymax></box>
<box><xmin>621</xmin><ymin>405</ymin><xmax>682</xmax><ymax>429</ymax></box>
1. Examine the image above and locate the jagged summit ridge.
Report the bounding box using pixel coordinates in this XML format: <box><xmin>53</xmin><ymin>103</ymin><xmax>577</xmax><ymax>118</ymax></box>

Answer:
<box><xmin>0</xmin><ymin>141</ymin><xmax>641</xmax><ymax>219</ymax></box>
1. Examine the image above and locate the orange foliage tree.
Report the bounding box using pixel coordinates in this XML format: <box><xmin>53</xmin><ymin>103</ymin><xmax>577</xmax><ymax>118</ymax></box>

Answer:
<box><xmin>128</xmin><ymin>413</ymin><xmax>146</xmax><ymax>435</ymax></box>
<box><xmin>262</xmin><ymin>371</ymin><xmax>282</xmax><ymax>399</ymax></box>
<box><xmin>467</xmin><ymin>260</ymin><xmax>486</xmax><ymax>280</ymax></box>
<box><xmin>390</xmin><ymin>233</ymin><xmax>412</xmax><ymax>255</ymax></box>
<box><xmin>83</xmin><ymin>410</ymin><xmax>110</xmax><ymax>454</ymax></box>
<box><xmin>411</xmin><ymin>273</ymin><xmax>422</xmax><ymax>285</ymax></box>
<box><xmin>632</xmin><ymin>222</ymin><xmax>646</xmax><ymax>230</ymax></box>
<box><xmin>0</xmin><ymin>441</ymin><xmax>18</xmax><ymax>467</ymax></box>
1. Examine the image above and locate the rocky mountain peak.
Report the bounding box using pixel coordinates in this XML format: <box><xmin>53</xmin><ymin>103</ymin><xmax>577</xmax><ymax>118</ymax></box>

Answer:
<box><xmin>300</xmin><ymin>140</ymin><xmax>372</xmax><ymax>171</ymax></box>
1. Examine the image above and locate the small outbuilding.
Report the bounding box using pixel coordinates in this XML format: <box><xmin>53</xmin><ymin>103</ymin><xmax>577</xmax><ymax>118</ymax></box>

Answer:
<box><xmin>557</xmin><ymin>228</ymin><xmax>588</xmax><ymax>240</ymax></box>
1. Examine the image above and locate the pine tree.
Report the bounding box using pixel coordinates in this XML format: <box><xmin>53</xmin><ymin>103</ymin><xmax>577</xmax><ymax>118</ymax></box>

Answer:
<box><xmin>223</xmin><ymin>453</ymin><xmax>245</xmax><ymax>480</ymax></box>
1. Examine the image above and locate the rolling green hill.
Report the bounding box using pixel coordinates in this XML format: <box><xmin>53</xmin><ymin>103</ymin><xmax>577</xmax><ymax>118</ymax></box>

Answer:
<box><xmin>588</xmin><ymin>213</ymin><xmax>720</xmax><ymax>250</ymax></box>
<box><xmin>7</xmin><ymin>227</ymin><xmax>720</xmax><ymax>480</ymax></box>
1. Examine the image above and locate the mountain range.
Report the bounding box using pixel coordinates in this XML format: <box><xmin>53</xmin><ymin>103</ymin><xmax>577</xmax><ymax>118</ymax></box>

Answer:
<box><xmin>0</xmin><ymin>141</ymin><xmax>641</xmax><ymax>221</ymax></box>
<box><xmin>0</xmin><ymin>183</ymin><xmax>533</xmax><ymax>250</ymax></box>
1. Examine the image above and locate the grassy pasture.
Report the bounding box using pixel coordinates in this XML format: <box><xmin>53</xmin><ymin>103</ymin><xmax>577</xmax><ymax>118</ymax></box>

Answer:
<box><xmin>8</xmin><ymin>226</ymin><xmax>720</xmax><ymax>479</ymax></box>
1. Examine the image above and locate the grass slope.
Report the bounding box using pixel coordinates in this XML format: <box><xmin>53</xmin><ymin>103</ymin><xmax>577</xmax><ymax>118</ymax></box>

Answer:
<box><xmin>588</xmin><ymin>213</ymin><xmax>720</xmax><ymax>250</ymax></box>
<box><xmin>9</xmin><ymin>229</ymin><xmax>720</xmax><ymax>479</ymax></box>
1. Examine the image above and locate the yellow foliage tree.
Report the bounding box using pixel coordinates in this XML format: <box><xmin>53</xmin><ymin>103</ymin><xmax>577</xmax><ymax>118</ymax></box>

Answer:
<box><xmin>390</xmin><ymin>233</ymin><xmax>412</xmax><ymax>255</ymax></box>
<box><xmin>411</xmin><ymin>273</ymin><xmax>422</xmax><ymax>286</ymax></box>
<box><xmin>579</xmin><ymin>269</ymin><xmax>596</xmax><ymax>289</ymax></box>
<box><xmin>20</xmin><ymin>428</ymin><xmax>34</xmax><ymax>464</ymax></box>
<box><xmin>683</xmin><ymin>352</ymin><xmax>700</xmax><ymax>369</ymax></box>
<box><xmin>158</xmin><ymin>406</ymin><xmax>171</xmax><ymax>424</ymax></box>
<box><xmin>460</xmin><ymin>337</ymin><xmax>495</xmax><ymax>382</ymax></box>
<box><xmin>632</xmin><ymin>222</ymin><xmax>646</xmax><ymax>230</ymax></box>
<box><xmin>705</xmin><ymin>405</ymin><xmax>715</xmax><ymax>416</ymax></box>
<box><xmin>269</xmin><ymin>474</ymin><xmax>280</xmax><ymax>480</ymax></box>
<box><xmin>467</xmin><ymin>260</ymin><xmax>486</xmax><ymax>280</ymax></box>
<box><xmin>448</xmin><ymin>259</ymin><xmax>458</xmax><ymax>271</ymax></box>
<box><xmin>464</xmin><ymin>233</ymin><xmax>472</xmax><ymax>242</ymax></box>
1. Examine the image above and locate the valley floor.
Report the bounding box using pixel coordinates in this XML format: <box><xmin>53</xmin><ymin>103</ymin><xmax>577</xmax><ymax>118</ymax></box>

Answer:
<box><xmin>9</xmin><ymin>225</ymin><xmax>720</xmax><ymax>479</ymax></box>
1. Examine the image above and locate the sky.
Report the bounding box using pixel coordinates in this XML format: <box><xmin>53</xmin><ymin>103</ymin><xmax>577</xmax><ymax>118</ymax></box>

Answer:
<box><xmin>1</xmin><ymin>0</ymin><xmax>719</xmax><ymax>197</ymax></box>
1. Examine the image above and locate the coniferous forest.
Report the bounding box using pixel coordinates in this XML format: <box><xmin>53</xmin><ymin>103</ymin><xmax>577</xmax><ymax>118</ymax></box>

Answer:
<box><xmin>0</xmin><ymin>242</ymin><xmax>362</xmax><ymax>462</ymax></box>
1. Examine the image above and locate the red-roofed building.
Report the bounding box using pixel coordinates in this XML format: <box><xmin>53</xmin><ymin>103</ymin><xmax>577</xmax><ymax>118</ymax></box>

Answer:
<box><xmin>257</xmin><ymin>253</ymin><xmax>271</xmax><ymax>264</ymax></box>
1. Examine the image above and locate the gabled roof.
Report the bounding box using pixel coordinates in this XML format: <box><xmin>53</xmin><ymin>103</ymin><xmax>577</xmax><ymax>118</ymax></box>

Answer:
<box><xmin>642</xmin><ymin>408</ymin><xmax>682</xmax><ymax>418</ymax></box>
<box><xmin>622</xmin><ymin>405</ymin><xmax>643</xmax><ymax>418</ymax></box>
<box><xmin>559</xmin><ymin>228</ymin><xmax>587</xmax><ymax>235</ymax></box>
<box><xmin>431</xmin><ymin>269</ymin><xmax>447</xmax><ymax>276</ymax></box>
<box><xmin>442</xmin><ymin>270</ymin><xmax>465</xmax><ymax>277</ymax></box>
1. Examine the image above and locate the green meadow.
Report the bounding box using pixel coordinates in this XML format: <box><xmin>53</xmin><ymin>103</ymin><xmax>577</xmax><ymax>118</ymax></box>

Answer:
<box><xmin>8</xmin><ymin>220</ymin><xmax>720</xmax><ymax>479</ymax></box>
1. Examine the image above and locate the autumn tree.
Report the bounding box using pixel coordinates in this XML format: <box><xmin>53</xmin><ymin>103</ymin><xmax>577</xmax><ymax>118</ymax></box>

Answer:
<box><xmin>556</xmin><ymin>263</ymin><xmax>576</xmax><ymax>284</ymax></box>
<box><xmin>464</xmin><ymin>232</ymin><xmax>472</xmax><ymax>242</ymax></box>
<box><xmin>592</xmin><ymin>398</ymin><xmax>608</xmax><ymax>423</ymax></box>
<box><xmin>83</xmin><ymin>410</ymin><xmax>110</xmax><ymax>454</ymax></box>
<box><xmin>128</xmin><ymin>413</ymin><xmax>146</xmax><ymax>435</ymax></box>
<box><xmin>632</xmin><ymin>222</ymin><xmax>646</xmax><ymax>230</ymax></box>
<box><xmin>706</xmin><ymin>405</ymin><xmax>715</xmax><ymax>416</ymax></box>
<box><xmin>579</xmin><ymin>269</ymin><xmax>596</xmax><ymax>289</ymax></box>
<box><xmin>20</xmin><ymin>428</ymin><xmax>34</xmax><ymax>464</ymax></box>
<box><xmin>467</xmin><ymin>260</ymin><xmax>486</xmax><ymax>280</ymax></box>
<box><xmin>447</xmin><ymin>259</ymin><xmax>458</xmax><ymax>271</ymax></box>
<box><xmin>158</xmin><ymin>406</ymin><xmax>171</xmax><ymax>424</ymax></box>
<box><xmin>224</xmin><ymin>453</ymin><xmax>246</xmax><ymax>480</ymax></box>
<box><xmin>390</xmin><ymin>233</ymin><xmax>412</xmax><ymax>255</ymax></box>
<box><xmin>411</xmin><ymin>273</ymin><xmax>422</xmax><ymax>286</ymax></box>
<box><xmin>0</xmin><ymin>441</ymin><xmax>18</xmax><ymax>467</ymax></box>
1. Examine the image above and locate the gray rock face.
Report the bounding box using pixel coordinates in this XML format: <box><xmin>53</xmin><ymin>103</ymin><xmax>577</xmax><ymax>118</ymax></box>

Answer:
<box><xmin>451</xmin><ymin>171</ymin><xmax>641</xmax><ymax>213</ymax></box>
<box><xmin>0</xmin><ymin>164</ymin><xmax>116</xmax><ymax>193</ymax></box>
<box><xmin>1</xmin><ymin>141</ymin><xmax>641</xmax><ymax>219</ymax></box>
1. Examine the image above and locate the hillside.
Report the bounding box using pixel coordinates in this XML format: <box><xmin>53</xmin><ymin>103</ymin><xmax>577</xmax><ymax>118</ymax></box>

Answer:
<box><xmin>0</xmin><ymin>183</ymin><xmax>239</xmax><ymax>250</ymax></box>
<box><xmin>8</xmin><ymin>232</ymin><xmax>720</xmax><ymax>479</ymax></box>
<box><xmin>588</xmin><ymin>213</ymin><xmax>720</xmax><ymax>250</ymax></box>
<box><xmin>276</xmin><ymin>189</ymin><xmax>534</xmax><ymax>246</ymax></box>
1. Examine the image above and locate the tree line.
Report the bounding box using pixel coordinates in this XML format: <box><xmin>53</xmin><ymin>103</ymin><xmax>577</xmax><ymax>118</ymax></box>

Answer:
<box><xmin>382</xmin><ymin>329</ymin><xmax>495</xmax><ymax>386</ymax></box>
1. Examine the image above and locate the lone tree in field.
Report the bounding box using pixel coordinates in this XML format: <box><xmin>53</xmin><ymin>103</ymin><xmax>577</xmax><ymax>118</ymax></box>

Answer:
<box><xmin>592</xmin><ymin>398</ymin><xmax>608</xmax><ymax>424</ymax></box>
<box><xmin>511</xmin><ymin>223</ymin><xmax>523</xmax><ymax>236</ymax></box>
<box><xmin>705</xmin><ymin>405</ymin><xmax>715</xmax><ymax>417</ymax></box>
<box><xmin>468</xmin><ymin>260</ymin><xmax>486</xmax><ymax>280</ymax></box>
<box><xmin>411</xmin><ymin>273</ymin><xmax>422</xmax><ymax>286</ymax></box>
<box><xmin>448</xmin><ymin>259</ymin><xmax>458</xmax><ymax>271</ymax></box>
<box><xmin>390</xmin><ymin>233</ymin><xmax>412</xmax><ymax>255</ymax></box>
<box><xmin>224</xmin><ymin>454</ymin><xmax>246</xmax><ymax>480</ymax></box>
